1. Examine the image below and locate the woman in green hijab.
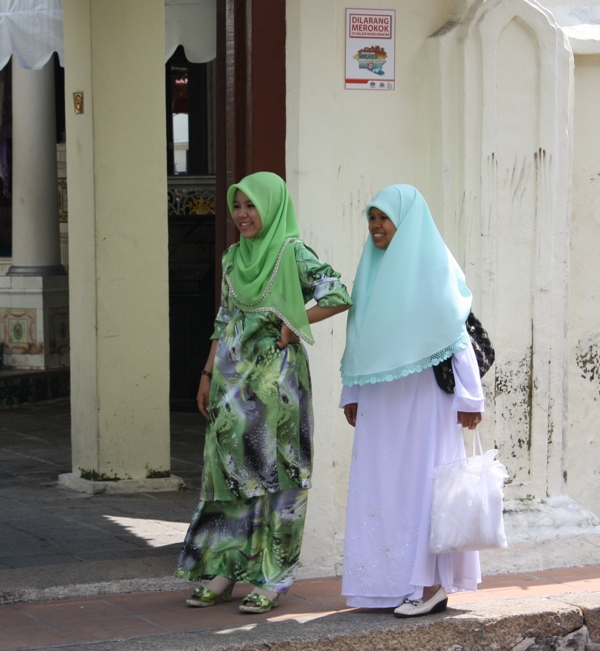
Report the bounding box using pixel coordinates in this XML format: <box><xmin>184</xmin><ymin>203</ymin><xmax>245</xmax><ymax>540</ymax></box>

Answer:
<box><xmin>176</xmin><ymin>172</ymin><xmax>351</xmax><ymax>613</ymax></box>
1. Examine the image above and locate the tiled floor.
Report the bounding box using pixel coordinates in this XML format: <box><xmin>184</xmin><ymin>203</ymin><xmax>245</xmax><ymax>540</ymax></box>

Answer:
<box><xmin>449</xmin><ymin>565</ymin><xmax>600</xmax><ymax>603</ymax></box>
<box><xmin>1</xmin><ymin>567</ymin><xmax>600</xmax><ymax>651</ymax></box>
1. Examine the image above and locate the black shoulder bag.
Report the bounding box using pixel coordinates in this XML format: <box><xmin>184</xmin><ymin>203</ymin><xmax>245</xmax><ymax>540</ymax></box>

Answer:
<box><xmin>433</xmin><ymin>312</ymin><xmax>495</xmax><ymax>394</ymax></box>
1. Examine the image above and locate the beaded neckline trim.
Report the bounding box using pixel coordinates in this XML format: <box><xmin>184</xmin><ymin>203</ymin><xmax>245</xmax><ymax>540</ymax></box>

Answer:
<box><xmin>224</xmin><ymin>238</ymin><xmax>314</xmax><ymax>345</ymax></box>
<box><xmin>223</xmin><ymin>238</ymin><xmax>299</xmax><ymax>308</ymax></box>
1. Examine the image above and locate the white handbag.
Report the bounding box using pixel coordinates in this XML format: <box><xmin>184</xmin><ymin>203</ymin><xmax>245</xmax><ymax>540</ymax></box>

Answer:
<box><xmin>429</xmin><ymin>429</ymin><xmax>509</xmax><ymax>554</ymax></box>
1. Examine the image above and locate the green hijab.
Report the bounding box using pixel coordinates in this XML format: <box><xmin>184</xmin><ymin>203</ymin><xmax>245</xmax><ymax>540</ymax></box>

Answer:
<box><xmin>224</xmin><ymin>172</ymin><xmax>314</xmax><ymax>344</ymax></box>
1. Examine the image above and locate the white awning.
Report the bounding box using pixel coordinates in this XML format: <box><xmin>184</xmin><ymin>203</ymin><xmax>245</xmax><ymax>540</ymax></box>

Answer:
<box><xmin>165</xmin><ymin>0</ymin><xmax>216</xmax><ymax>64</ymax></box>
<box><xmin>0</xmin><ymin>0</ymin><xmax>63</xmax><ymax>71</ymax></box>
<box><xmin>0</xmin><ymin>0</ymin><xmax>216</xmax><ymax>71</ymax></box>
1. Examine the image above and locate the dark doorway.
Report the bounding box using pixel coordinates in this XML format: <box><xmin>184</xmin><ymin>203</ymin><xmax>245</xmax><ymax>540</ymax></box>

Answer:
<box><xmin>168</xmin><ymin>1</ymin><xmax>287</xmax><ymax>411</ymax></box>
<box><xmin>167</xmin><ymin>48</ymin><xmax>216</xmax><ymax>411</ymax></box>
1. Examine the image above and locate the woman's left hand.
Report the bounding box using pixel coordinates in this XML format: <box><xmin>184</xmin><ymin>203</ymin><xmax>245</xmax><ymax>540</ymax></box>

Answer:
<box><xmin>277</xmin><ymin>322</ymin><xmax>300</xmax><ymax>349</ymax></box>
<box><xmin>457</xmin><ymin>411</ymin><xmax>482</xmax><ymax>429</ymax></box>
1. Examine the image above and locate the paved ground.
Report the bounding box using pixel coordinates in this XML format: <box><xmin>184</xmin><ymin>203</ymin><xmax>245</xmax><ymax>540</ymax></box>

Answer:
<box><xmin>1</xmin><ymin>398</ymin><xmax>600</xmax><ymax>651</ymax></box>
<box><xmin>0</xmin><ymin>398</ymin><xmax>202</xmax><ymax>599</ymax></box>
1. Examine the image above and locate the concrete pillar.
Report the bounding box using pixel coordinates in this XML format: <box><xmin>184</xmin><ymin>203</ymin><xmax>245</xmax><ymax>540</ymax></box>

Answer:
<box><xmin>58</xmin><ymin>0</ymin><xmax>178</xmax><ymax>493</ymax></box>
<box><xmin>0</xmin><ymin>58</ymin><xmax>69</xmax><ymax>371</ymax></box>
<box><xmin>8</xmin><ymin>59</ymin><xmax>65</xmax><ymax>276</ymax></box>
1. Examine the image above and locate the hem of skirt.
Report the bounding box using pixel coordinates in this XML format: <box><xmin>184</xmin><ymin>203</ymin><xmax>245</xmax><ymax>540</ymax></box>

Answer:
<box><xmin>445</xmin><ymin>579</ymin><xmax>480</xmax><ymax>593</ymax></box>
<box><xmin>174</xmin><ymin>570</ymin><xmax>293</xmax><ymax>594</ymax></box>
<box><xmin>344</xmin><ymin>580</ymin><xmax>480</xmax><ymax>608</ymax></box>
<box><xmin>174</xmin><ymin>570</ymin><xmax>212</xmax><ymax>581</ymax></box>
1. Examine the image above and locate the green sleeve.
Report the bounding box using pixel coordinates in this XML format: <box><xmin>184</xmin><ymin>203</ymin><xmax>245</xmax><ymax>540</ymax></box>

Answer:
<box><xmin>294</xmin><ymin>241</ymin><xmax>353</xmax><ymax>308</ymax></box>
<box><xmin>210</xmin><ymin>249</ymin><xmax>234</xmax><ymax>340</ymax></box>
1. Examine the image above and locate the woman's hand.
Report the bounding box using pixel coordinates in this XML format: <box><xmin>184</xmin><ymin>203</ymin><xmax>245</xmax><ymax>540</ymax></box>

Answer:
<box><xmin>197</xmin><ymin>341</ymin><xmax>218</xmax><ymax>417</ymax></box>
<box><xmin>276</xmin><ymin>305</ymin><xmax>350</xmax><ymax>349</ymax></box>
<box><xmin>197</xmin><ymin>375</ymin><xmax>211</xmax><ymax>418</ymax></box>
<box><xmin>457</xmin><ymin>411</ymin><xmax>482</xmax><ymax>429</ymax></box>
<box><xmin>344</xmin><ymin>403</ymin><xmax>358</xmax><ymax>427</ymax></box>
<box><xmin>277</xmin><ymin>322</ymin><xmax>300</xmax><ymax>349</ymax></box>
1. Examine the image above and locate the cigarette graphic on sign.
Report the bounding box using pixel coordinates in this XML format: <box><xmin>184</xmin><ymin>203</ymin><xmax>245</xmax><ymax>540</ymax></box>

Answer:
<box><xmin>345</xmin><ymin>8</ymin><xmax>395</xmax><ymax>90</ymax></box>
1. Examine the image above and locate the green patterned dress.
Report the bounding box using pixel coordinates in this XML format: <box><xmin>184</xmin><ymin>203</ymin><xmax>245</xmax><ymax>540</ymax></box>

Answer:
<box><xmin>176</xmin><ymin>241</ymin><xmax>351</xmax><ymax>592</ymax></box>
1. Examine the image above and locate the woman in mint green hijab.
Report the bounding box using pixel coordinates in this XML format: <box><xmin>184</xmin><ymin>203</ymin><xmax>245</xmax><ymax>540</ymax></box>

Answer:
<box><xmin>176</xmin><ymin>172</ymin><xmax>351</xmax><ymax>614</ymax></box>
<box><xmin>340</xmin><ymin>185</ymin><xmax>484</xmax><ymax>617</ymax></box>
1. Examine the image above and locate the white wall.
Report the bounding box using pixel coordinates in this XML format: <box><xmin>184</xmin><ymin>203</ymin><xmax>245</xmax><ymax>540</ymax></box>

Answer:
<box><xmin>568</xmin><ymin>54</ymin><xmax>600</xmax><ymax>517</ymax></box>
<box><xmin>287</xmin><ymin>0</ymin><xmax>600</xmax><ymax>578</ymax></box>
<box><xmin>286</xmin><ymin>0</ymin><xmax>459</xmax><ymax>578</ymax></box>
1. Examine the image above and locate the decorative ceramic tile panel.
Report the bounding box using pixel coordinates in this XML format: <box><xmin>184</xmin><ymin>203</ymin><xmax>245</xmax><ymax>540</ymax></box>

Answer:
<box><xmin>0</xmin><ymin>309</ymin><xmax>37</xmax><ymax>354</ymax></box>
<box><xmin>49</xmin><ymin>307</ymin><xmax>70</xmax><ymax>354</ymax></box>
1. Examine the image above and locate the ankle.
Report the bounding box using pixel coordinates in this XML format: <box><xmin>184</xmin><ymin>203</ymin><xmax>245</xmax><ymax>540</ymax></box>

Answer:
<box><xmin>251</xmin><ymin>586</ymin><xmax>278</xmax><ymax>601</ymax></box>
<box><xmin>206</xmin><ymin>575</ymin><xmax>235</xmax><ymax>595</ymax></box>
<box><xmin>422</xmin><ymin>585</ymin><xmax>441</xmax><ymax>601</ymax></box>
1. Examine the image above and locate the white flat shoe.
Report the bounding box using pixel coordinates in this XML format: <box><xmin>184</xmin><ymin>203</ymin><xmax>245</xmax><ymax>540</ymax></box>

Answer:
<box><xmin>394</xmin><ymin>587</ymin><xmax>448</xmax><ymax>618</ymax></box>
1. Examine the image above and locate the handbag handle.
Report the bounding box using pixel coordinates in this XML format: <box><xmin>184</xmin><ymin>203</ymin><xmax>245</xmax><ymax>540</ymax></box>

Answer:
<box><xmin>451</xmin><ymin>426</ymin><xmax>484</xmax><ymax>461</ymax></box>
<box><xmin>471</xmin><ymin>428</ymin><xmax>484</xmax><ymax>456</ymax></box>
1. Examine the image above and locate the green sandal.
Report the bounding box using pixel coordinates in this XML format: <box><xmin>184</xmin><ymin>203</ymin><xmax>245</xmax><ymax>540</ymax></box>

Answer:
<box><xmin>186</xmin><ymin>583</ymin><xmax>234</xmax><ymax>608</ymax></box>
<box><xmin>239</xmin><ymin>592</ymin><xmax>279</xmax><ymax>614</ymax></box>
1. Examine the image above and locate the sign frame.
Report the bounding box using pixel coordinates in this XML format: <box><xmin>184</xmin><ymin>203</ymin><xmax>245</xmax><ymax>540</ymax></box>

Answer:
<box><xmin>345</xmin><ymin>8</ymin><xmax>396</xmax><ymax>90</ymax></box>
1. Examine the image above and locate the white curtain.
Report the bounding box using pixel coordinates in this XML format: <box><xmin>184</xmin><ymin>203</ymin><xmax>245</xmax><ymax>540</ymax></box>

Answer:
<box><xmin>0</xmin><ymin>0</ymin><xmax>63</xmax><ymax>70</ymax></box>
<box><xmin>0</xmin><ymin>0</ymin><xmax>216</xmax><ymax>72</ymax></box>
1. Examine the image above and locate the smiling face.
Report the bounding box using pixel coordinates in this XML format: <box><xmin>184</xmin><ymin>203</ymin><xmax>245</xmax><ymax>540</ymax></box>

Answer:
<box><xmin>232</xmin><ymin>189</ymin><xmax>263</xmax><ymax>238</ymax></box>
<box><xmin>368</xmin><ymin>207</ymin><xmax>397</xmax><ymax>249</ymax></box>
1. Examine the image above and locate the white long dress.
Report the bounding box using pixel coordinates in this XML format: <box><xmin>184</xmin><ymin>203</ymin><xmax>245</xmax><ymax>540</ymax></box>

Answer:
<box><xmin>340</xmin><ymin>344</ymin><xmax>484</xmax><ymax>608</ymax></box>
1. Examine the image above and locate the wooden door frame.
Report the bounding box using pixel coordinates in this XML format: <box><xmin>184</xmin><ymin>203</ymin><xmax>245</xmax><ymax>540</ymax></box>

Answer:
<box><xmin>214</xmin><ymin>0</ymin><xmax>286</xmax><ymax>301</ymax></box>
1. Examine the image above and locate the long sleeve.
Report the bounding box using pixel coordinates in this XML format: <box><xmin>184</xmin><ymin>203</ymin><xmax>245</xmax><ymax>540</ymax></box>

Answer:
<box><xmin>210</xmin><ymin>252</ymin><xmax>232</xmax><ymax>340</ymax></box>
<box><xmin>451</xmin><ymin>343</ymin><xmax>485</xmax><ymax>413</ymax></box>
<box><xmin>295</xmin><ymin>241</ymin><xmax>352</xmax><ymax>307</ymax></box>
<box><xmin>339</xmin><ymin>384</ymin><xmax>360</xmax><ymax>408</ymax></box>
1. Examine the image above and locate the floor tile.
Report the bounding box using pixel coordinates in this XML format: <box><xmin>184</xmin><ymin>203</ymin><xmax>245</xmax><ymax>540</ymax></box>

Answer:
<box><xmin>14</xmin><ymin>599</ymin><xmax>165</xmax><ymax>641</ymax></box>
<box><xmin>478</xmin><ymin>573</ymin><xmax>544</xmax><ymax>588</ymax></box>
<box><xmin>0</xmin><ymin>624</ymin><xmax>76</xmax><ymax>651</ymax></box>
<box><xmin>300</xmin><ymin>594</ymin><xmax>352</xmax><ymax>611</ymax></box>
<box><xmin>531</xmin><ymin>566</ymin><xmax>600</xmax><ymax>581</ymax></box>
<box><xmin>289</xmin><ymin>577</ymin><xmax>344</xmax><ymax>598</ymax></box>
<box><xmin>0</xmin><ymin>606</ymin><xmax>33</xmax><ymax>626</ymax></box>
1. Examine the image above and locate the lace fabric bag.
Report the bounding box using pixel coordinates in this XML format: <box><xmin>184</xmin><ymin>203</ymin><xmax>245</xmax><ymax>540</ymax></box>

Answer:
<box><xmin>433</xmin><ymin>312</ymin><xmax>495</xmax><ymax>394</ymax></box>
<box><xmin>429</xmin><ymin>429</ymin><xmax>508</xmax><ymax>554</ymax></box>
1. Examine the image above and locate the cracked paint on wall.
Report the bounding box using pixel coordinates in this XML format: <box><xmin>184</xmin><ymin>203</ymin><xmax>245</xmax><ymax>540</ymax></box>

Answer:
<box><xmin>494</xmin><ymin>350</ymin><xmax>533</xmax><ymax>486</ymax></box>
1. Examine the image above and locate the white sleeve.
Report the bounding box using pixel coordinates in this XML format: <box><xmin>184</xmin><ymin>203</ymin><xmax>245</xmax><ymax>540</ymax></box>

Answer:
<box><xmin>339</xmin><ymin>384</ymin><xmax>360</xmax><ymax>408</ymax></box>
<box><xmin>451</xmin><ymin>343</ymin><xmax>485</xmax><ymax>413</ymax></box>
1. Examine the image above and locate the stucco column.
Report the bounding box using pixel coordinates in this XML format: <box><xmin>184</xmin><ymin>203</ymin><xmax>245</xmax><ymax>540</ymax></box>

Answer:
<box><xmin>8</xmin><ymin>58</ymin><xmax>65</xmax><ymax>276</ymax></box>
<box><xmin>0</xmin><ymin>58</ymin><xmax>69</xmax><ymax>371</ymax></box>
<box><xmin>58</xmin><ymin>0</ymin><xmax>178</xmax><ymax>493</ymax></box>
<box><xmin>428</xmin><ymin>0</ymin><xmax>600</xmax><ymax>573</ymax></box>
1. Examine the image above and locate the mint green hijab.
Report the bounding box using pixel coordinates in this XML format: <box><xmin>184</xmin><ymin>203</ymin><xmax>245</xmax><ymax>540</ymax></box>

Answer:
<box><xmin>340</xmin><ymin>184</ymin><xmax>472</xmax><ymax>386</ymax></box>
<box><xmin>224</xmin><ymin>172</ymin><xmax>314</xmax><ymax>344</ymax></box>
